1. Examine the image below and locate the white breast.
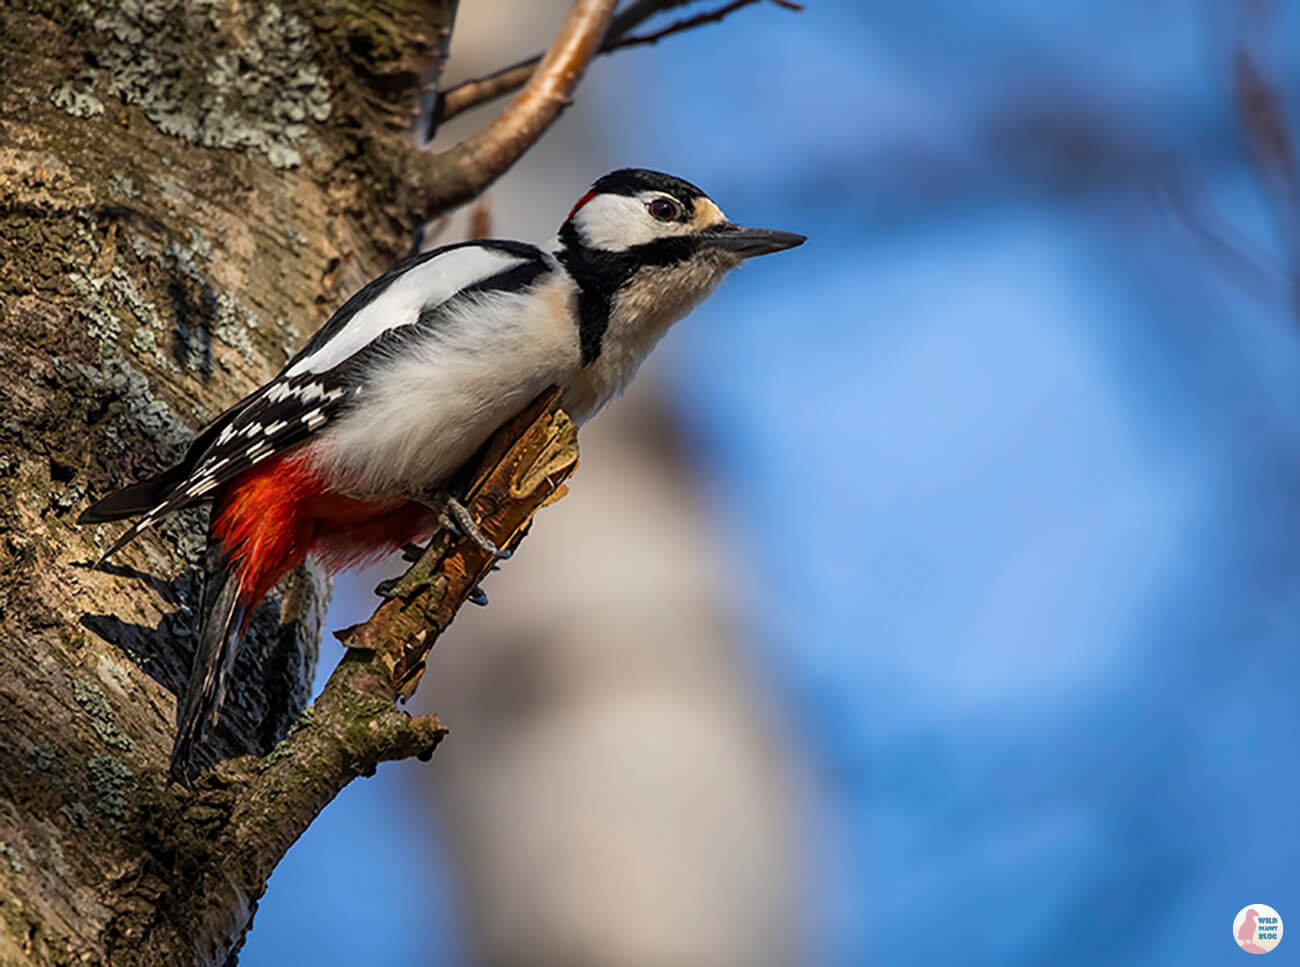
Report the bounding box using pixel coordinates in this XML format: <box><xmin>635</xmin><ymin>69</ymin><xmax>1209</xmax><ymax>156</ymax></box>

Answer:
<box><xmin>310</xmin><ymin>273</ymin><xmax>581</xmax><ymax>498</ymax></box>
<box><xmin>561</xmin><ymin>256</ymin><xmax>731</xmax><ymax>423</ymax></box>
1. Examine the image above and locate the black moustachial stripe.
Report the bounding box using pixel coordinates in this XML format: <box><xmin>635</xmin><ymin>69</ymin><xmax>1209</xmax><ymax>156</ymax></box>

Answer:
<box><xmin>558</xmin><ymin>168</ymin><xmax>712</xmax><ymax>363</ymax></box>
<box><xmin>557</xmin><ymin>222</ymin><xmax>700</xmax><ymax>365</ymax></box>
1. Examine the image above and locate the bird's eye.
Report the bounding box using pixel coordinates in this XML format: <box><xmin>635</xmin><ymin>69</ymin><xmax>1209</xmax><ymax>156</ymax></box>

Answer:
<box><xmin>648</xmin><ymin>197</ymin><xmax>681</xmax><ymax>221</ymax></box>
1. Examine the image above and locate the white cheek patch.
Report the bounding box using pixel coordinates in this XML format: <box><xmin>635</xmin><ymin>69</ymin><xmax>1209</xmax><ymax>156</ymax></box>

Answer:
<box><xmin>573</xmin><ymin>194</ymin><xmax>656</xmax><ymax>251</ymax></box>
<box><xmin>573</xmin><ymin>192</ymin><xmax>698</xmax><ymax>252</ymax></box>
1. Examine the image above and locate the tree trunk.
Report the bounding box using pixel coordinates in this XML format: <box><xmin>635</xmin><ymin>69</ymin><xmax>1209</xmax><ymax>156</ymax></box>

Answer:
<box><xmin>0</xmin><ymin>1</ymin><xmax>457</xmax><ymax>962</ymax></box>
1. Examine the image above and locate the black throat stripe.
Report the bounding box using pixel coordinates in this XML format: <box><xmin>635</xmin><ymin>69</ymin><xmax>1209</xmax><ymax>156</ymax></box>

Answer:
<box><xmin>557</xmin><ymin>222</ymin><xmax>699</xmax><ymax>365</ymax></box>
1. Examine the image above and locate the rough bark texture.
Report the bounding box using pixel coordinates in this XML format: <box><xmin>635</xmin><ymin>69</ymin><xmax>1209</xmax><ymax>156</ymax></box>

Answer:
<box><xmin>0</xmin><ymin>1</ymin><xmax>460</xmax><ymax>962</ymax></box>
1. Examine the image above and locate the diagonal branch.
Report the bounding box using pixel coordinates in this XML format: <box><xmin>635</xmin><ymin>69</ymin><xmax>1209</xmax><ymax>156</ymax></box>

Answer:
<box><xmin>239</xmin><ymin>385</ymin><xmax>575</xmax><ymax>787</ymax></box>
<box><xmin>332</xmin><ymin>387</ymin><xmax>578</xmax><ymax>696</ymax></box>
<box><xmin>174</xmin><ymin>389</ymin><xmax>579</xmax><ymax>962</ymax></box>
<box><xmin>416</xmin><ymin>0</ymin><xmax>616</xmax><ymax>217</ymax></box>
<box><xmin>431</xmin><ymin>0</ymin><xmax>803</xmax><ymax>135</ymax></box>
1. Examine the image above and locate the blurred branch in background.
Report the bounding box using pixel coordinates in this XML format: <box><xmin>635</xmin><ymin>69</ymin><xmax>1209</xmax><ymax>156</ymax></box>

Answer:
<box><xmin>1231</xmin><ymin>13</ymin><xmax>1300</xmax><ymax>322</ymax></box>
<box><xmin>1163</xmin><ymin>1</ymin><xmax>1300</xmax><ymax>323</ymax></box>
<box><xmin>413</xmin><ymin>383</ymin><xmax>800</xmax><ymax>967</ymax></box>
<box><xmin>418</xmin><ymin>0</ymin><xmax>616</xmax><ymax>216</ymax></box>
<box><xmin>430</xmin><ymin>0</ymin><xmax>803</xmax><ymax>137</ymax></box>
<box><xmin>469</xmin><ymin>194</ymin><xmax>494</xmax><ymax>240</ymax></box>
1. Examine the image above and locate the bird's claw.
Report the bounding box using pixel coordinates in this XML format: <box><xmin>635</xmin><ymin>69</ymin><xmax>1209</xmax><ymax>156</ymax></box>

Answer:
<box><xmin>437</xmin><ymin>495</ymin><xmax>511</xmax><ymax>559</ymax></box>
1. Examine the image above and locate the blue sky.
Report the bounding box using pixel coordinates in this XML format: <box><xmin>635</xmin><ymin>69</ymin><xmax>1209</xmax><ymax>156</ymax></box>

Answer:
<box><xmin>244</xmin><ymin>2</ymin><xmax>1300</xmax><ymax>964</ymax></box>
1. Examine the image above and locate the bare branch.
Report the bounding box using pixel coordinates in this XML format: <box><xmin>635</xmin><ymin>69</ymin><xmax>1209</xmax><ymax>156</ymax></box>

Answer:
<box><xmin>417</xmin><ymin>0</ymin><xmax>617</xmax><ymax>216</ymax></box>
<box><xmin>433</xmin><ymin>0</ymin><xmax>802</xmax><ymax>132</ymax></box>
<box><xmin>432</xmin><ymin>1</ymin><xmax>686</xmax><ymax>134</ymax></box>
<box><xmin>181</xmin><ymin>390</ymin><xmax>579</xmax><ymax>960</ymax></box>
<box><xmin>332</xmin><ymin>387</ymin><xmax>578</xmax><ymax>697</ymax></box>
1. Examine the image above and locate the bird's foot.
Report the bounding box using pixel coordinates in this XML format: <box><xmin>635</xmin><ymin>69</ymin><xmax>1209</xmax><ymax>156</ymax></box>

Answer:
<box><xmin>432</xmin><ymin>494</ymin><xmax>512</xmax><ymax>560</ymax></box>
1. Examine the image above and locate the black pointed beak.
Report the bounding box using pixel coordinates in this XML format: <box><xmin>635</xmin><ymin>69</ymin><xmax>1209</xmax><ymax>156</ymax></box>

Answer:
<box><xmin>701</xmin><ymin>223</ymin><xmax>807</xmax><ymax>258</ymax></box>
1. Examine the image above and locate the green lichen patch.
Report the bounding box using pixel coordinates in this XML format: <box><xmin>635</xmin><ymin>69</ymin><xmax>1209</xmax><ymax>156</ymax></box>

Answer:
<box><xmin>72</xmin><ymin>677</ymin><xmax>133</xmax><ymax>753</ymax></box>
<box><xmin>30</xmin><ymin>742</ymin><xmax>56</xmax><ymax>773</ymax></box>
<box><xmin>87</xmin><ymin>753</ymin><xmax>132</xmax><ymax>824</ymax></box>
<box><xmin>59</xmin><ymin>800</ymin><xmax>92</xmax><ymax>829</ymax></box>
<box><xmin>107</xmin><ymin>172</ymin><xmax>140</xmax><ymax>199</ymax></box>
<box><xmin>59</xmin><ymin>0</ymin><xmax>331</xmax><ymax>169</ymax></box>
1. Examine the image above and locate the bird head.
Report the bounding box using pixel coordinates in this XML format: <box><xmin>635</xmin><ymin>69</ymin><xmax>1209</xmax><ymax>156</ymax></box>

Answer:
<box><xmin>555</xmin><ymin>168</ymin><xmax>805</xmax><ymax>362</ymax></box>
<box><xmin>559</xmin><ymin>167</ymin><xmax>805</xmax><ymax>264</ymax></box>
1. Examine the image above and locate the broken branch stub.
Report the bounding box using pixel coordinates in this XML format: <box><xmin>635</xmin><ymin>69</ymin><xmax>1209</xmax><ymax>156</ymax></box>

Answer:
<box><xmin>335</xmin><ymin>386</ymin><xmax>579</xmax><ymax>701</ymax></box>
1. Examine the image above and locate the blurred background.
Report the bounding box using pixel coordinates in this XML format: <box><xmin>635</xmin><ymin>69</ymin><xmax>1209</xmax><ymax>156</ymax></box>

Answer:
<box><xmin>243</xmin><ymin>1</ymin><xmax>1300</xmax><ymax>963</ymax></box>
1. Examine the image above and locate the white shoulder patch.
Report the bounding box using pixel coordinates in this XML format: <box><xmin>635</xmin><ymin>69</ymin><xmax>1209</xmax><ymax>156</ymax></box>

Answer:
<box><xmin>286</xmin><ymin>246</ymin><xmax>527</xmax><ymax>377</ymax></box>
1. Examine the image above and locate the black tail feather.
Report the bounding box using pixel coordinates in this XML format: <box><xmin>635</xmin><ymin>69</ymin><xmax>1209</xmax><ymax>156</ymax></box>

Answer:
<box><xmin>81</xmin><ymin>464</ymin><xmax>200</xmax><ymax>569</ymax></box>
<box><xmin>77</xmin><ymin>465</ymin><xmax>189</xmax><ymax>525</ymax></box>
<box><xmin>168</xmin><ymin>539</ymin><xmax>248</xmax><ymax>785</ymax></box>
<box><xmin>80</xmin><ymin>393</ymin><xmax>256</xmax><ymax>528</ymax></box>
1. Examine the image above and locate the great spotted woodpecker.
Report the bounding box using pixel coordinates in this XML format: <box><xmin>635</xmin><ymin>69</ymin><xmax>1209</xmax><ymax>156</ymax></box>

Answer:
<box><xmin>79</xmin><ymin>168</ymin><xmax>805</xmax><ymax>781</ymax></box>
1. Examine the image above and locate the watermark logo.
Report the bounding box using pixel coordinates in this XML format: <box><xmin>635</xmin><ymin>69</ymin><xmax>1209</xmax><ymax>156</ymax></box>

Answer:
<box><xmin>1234</xmin><ymin>904</ymin><xmax>1283</xmax><ymax>955</ymax></box>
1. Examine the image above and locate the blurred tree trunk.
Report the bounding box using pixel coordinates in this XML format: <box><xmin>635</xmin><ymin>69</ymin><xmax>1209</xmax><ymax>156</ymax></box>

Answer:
<box><xmin>0</xmin><ymin>1</ymin><xmax>457</xmax><ymax>962</ymax></box>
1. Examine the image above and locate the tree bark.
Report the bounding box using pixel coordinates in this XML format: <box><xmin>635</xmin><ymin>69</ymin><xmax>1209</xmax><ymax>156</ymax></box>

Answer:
<box><xmin>0</xmin><ymin>1</ymin><xmax>460</xmax><ymax>962</ymax></box>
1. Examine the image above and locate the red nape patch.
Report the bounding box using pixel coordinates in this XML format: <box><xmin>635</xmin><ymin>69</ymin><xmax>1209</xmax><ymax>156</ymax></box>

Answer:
<box><xmin>211</xmin><ymin>452</ymin><xmax>439</xmax><ymax>614</ymax></box>
<box><xmin>565</xmin><ymin>188</ymin><xmax>598</xmax><ymax>224</ymax></box>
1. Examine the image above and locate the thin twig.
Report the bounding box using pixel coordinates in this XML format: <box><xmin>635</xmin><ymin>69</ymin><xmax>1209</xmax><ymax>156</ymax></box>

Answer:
<box><xmin>432</xmin><ymin>0</ymin><xmax>803</xmax><ymax>134</ymax></box>
<box><xmin>417</xmin><ymin>0</ymin><xmax>616</xmax><ymax>216</ymax></box>
<box><xmin>1158</xmin><ymin>180</ymin><xmax>1288</xmax><ymax>306</ymax></box>
<box><xmin>1231</xmin><ymin>3</ymin><xmax>1300</xmax><ymax>323</ymax></box>
<box><xmin>433</xmin><ymin>1</ymin><xmax>687</xmax><ymax>135</ymax></box>
<box><xmin>617</xmin><ymin>0</ymin><xmax>801</xmax><ymax>50</ymax></box>
<box><xmin>469</xmin><ymin>195</ymin><xmax>493</xmax><ymax>240</ymax></box>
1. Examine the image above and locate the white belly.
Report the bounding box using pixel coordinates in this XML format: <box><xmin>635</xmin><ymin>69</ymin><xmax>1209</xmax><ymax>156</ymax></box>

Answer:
<box><xmin>309</xmin><ymin>281</ymin><xmax>580</xmax><ymax>498</ymax></box>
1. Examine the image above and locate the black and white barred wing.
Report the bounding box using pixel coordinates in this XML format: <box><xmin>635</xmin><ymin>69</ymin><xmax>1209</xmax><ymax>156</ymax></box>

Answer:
<box><xmin>85</xmin><ymin>372</ymin><xmax>356</xmax><ymax>563</ymax></box>
<box><xmin>82</xmin><ymin>240</ymin><xmax>545</xmax><ymax>562</ymax></box>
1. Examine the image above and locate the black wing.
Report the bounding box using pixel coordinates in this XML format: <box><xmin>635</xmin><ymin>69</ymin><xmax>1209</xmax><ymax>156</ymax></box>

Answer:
<box><xmin>86</xmin><ymin>368</ymin><xmax>358</xmax><ymax>564</ymax></box>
